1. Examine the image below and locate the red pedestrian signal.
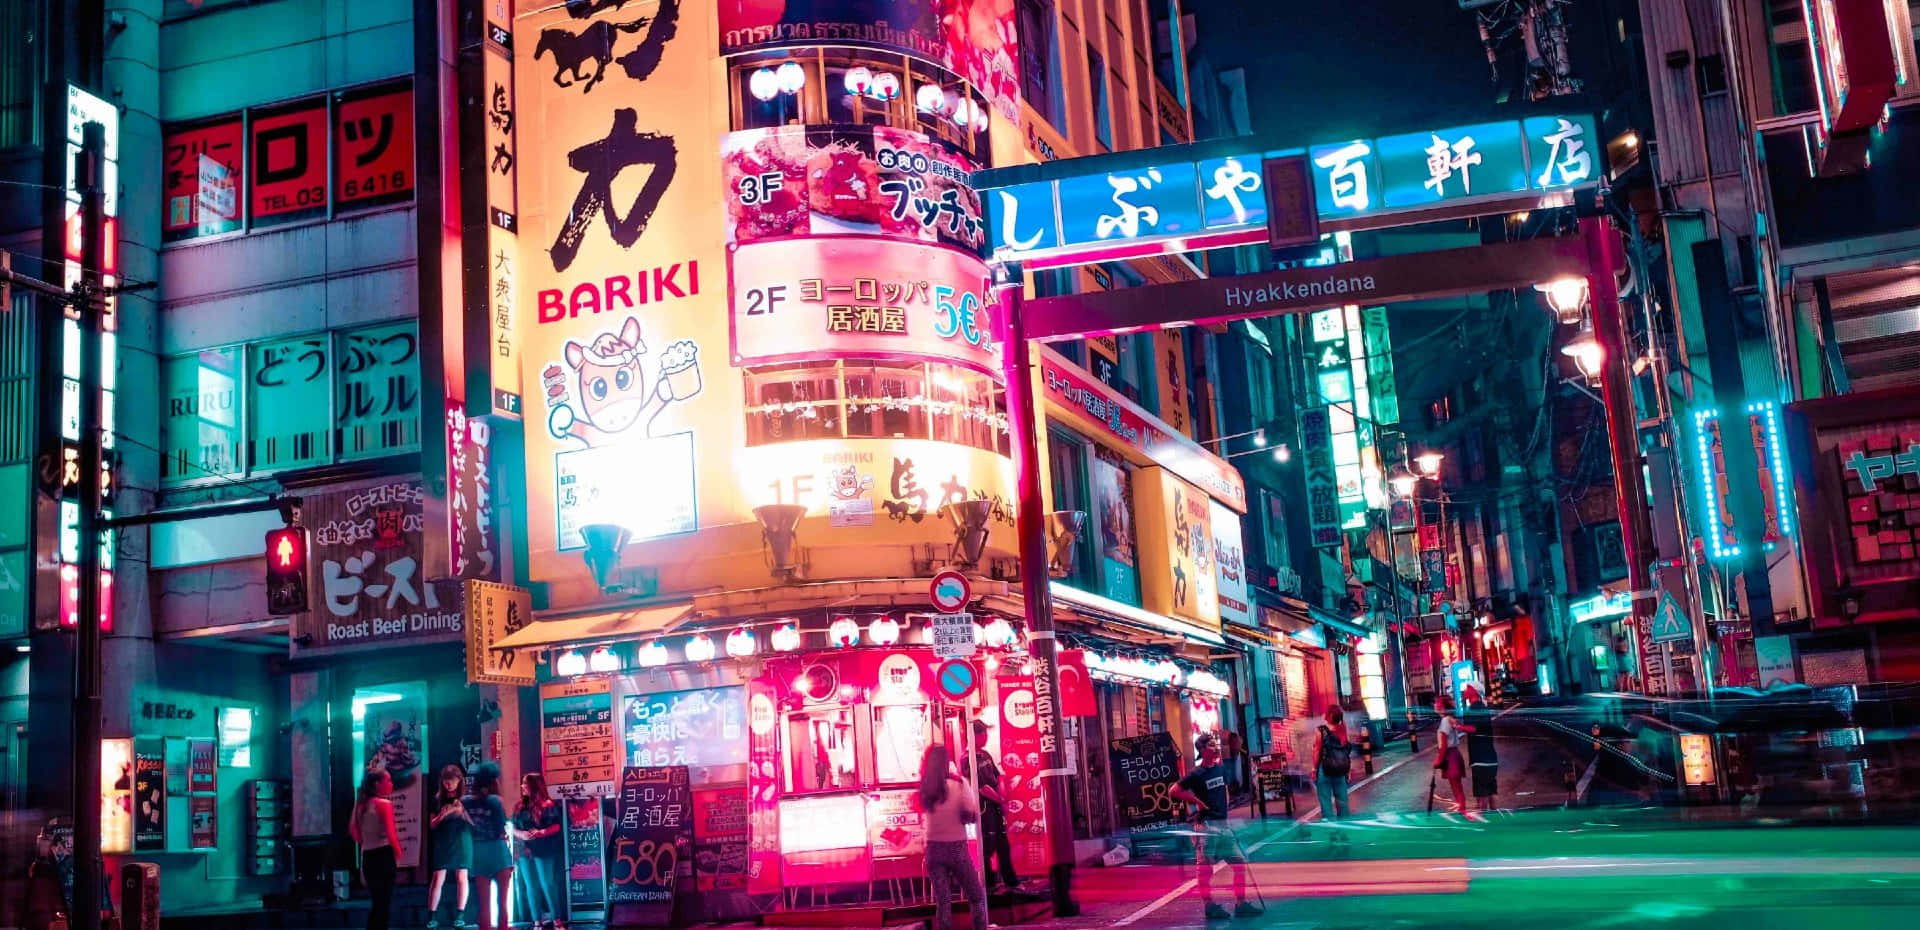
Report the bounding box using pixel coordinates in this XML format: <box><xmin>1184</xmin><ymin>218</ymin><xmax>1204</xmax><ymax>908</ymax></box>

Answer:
<box><xmin>264</xmin><ymin>526</ymin><xmax>309</xmax><ymax>615</ymax></box>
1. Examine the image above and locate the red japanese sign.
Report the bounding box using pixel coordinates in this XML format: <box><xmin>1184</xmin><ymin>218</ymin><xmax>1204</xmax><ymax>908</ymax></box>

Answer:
<box><xmin>250</xmin><ymin>100</ymin><xmax>328</xmax><ymax>220</ymax></box>
<box><xmin>1789</xmin><ymin>391</ymin><xmax>1920</xmax><ymax>626</ymax></box>
<box><xmin>1037</xmin><ymin>346</ymin><xmax>1248</xmax><ymax>513</ymax></box>
<box><xmin>334</xmin><ymin>86</ymin><xmax>415</xmax><ymax>207</ymax></box>
<box><xmin>162</xmin><ymin>117</ymin><xmax>243</xmax><ymax>237</ymax></box>
<box><xmin>729</xmin><ymin>237</ymin><xmax>999</xmax><ymax>375</ymax></box>
<box><xmin>993</xmin><ymin>664</ymin><xmax>1049</xmax><ymax>876</ymax></box>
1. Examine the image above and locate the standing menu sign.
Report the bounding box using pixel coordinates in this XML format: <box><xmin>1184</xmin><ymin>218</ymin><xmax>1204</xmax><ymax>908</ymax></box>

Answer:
<box><xmin>564</xmin><ymin>797</ymin><xmax>608</xmax><ymax>918</ymax></box>
<box><xmin>1110</xmin><ymin>733</ymin><xmax>1181</xmax><ymax>830</ymax></box>
<box><xmin>608</xmin><ymin>766</ymin><xmax>689</xmax><ymax>925</ymax></box>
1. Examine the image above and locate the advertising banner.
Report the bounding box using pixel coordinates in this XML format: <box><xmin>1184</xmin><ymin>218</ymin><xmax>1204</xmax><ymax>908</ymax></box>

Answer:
<box><xmin>294</xmin><ymin>479</ymin><xmax>464</xmax><ymax>655</ymax></box>
<box><xmin>993</xmin><ymin>665</ymin><xmax>1048</xmax><ymax>876</ymax></box>
<box><xmin>692</xmin><ymin>785</ymin><xmax>750</xmax><ymax>891</ymax></box>
<box><xmin>721</xmin><ymin>125</ymin><xmax>983</xmax><ymax>253</ymax></box>
<box><xmin>188</xmin><ymin>737</ymin><xmax>216</xmax><ymax>793</ymax></box>
<box><xmin>565</xmin><ymin>797</ymin><xmax>609</xmax><ymax>916</ymax></box>
<box><xmin>716</xmin><ymin>0</ymin><xmax>1020</xmax><ymax>119</ymax></box>
<box><xmin>102</xmin><ymin>738</ymin><xmax>132</xmax><ymax>854</ymax></box>
<box><xmin>133</xmin><ymin>740</ymin><xmax>165</xmax><ymax>851</ymax></box>
<box><xmin>483</xmin><ymin>11</ymin><xmax>522</xmax><ymax>411</ymax></box>
<box><xmin>332</xmin><ymin>85</ymin><xmax>415</xmax><ymax>209</ymax></box>
<box><xmin>515</xmin><ymin>0</ymin><xmax>732</xmax><ymax>582</ymax></box>
<box><xmin>447</xmin><ymin>402</ymin><xmax>500</xmax><ymax>580</ymax></box>
<box><xmin>248</xmin><ymin>99</ymin><xmax>327</xmax><ymax>222</ymax></box>
<box><xmin>864</xmin><ymin>788</ymin><xmax>924</xmax><ymax>861</ymax></box>
<box><xmin>1211</xmin><ymin>500</ymin><xmax>1251</xmax><ymax>626</ymax></box>
<box><xmin>608</xmin><ymin>766</ymin><xmax>688</xmax><ymax>918</ymax></box>
<box><xmin>744</xmin><ymin>677</ymin><xmax>782</xmax><ymax>895</ymax></box>
<box><xmin>729</xmin><ymin>237</ymin><xmax>998</xmax><ymax>374</ymax></box>
<box><xmin>189</xmin><ymin>796</ymin><xmax>217</xmax><ymax>850</ymax></box>
<box><xmin>621</xmin><ymin>686</ymin><xmax>748</xmax><ymax>776</ymax></box>
<box><xmin>1134</xmin><ymin>468</ymin><xmax>1220</xmax><ymax>631</ymax></box>
<box><xmin>543</xmin><ymin>678</ymin><xmax>618</xmax><ymax>797</ymax></box>
<box><xmin>1088</xmin><ymin>450</ymin><xmax>1139</xmax><ymax>603</ymax></box>
<box><xmin>362</xmin><ymin>698</ymin><xmax>424</xmax><ymax>868</ymax></box>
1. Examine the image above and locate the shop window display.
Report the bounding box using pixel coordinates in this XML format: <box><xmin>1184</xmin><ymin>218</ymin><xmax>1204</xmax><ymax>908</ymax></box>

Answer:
<box><xmin>786</xmin><ymin>707</ymin><xmax>862</xmax><ymax>793</ymax></box>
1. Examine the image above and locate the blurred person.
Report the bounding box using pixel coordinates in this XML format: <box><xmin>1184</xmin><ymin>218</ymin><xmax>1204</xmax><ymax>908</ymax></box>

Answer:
<box><xmin>1433</xmin><ymin>694</ymin><xmax>1469</xmax><ymax>812</ymax></box>
<box><xmin>1316</xmin><ymin>705</ymin><xmax>1354</xmax><ymax>831</ymax></box>
<box><xmin>1461</xmin><ymin>685</ymin><xmax>1498</xmax><ymax>810</ymax></box>
<box><xmin>1171</xmin><ymin>733</ymin><xmax>1262</xmax><ymax>920</ymax></box>
<box><xmin>428</xmin><ymin>764</ymin><xmax>472</xmax><ymax>929</ymax></box>
<box><xmin>464</xmin><ymin>765</ymin><xmax>515</xmax><ymax>930</ymax></box>
<box><xmin>512</xmin><ymin>773</ymin><xmax>566</xmax><ymax>930</ymax></box>
<box><xmin>916</xmin><ymin>743</ymin><xmax>987</xmax><ymax>930</ymax></box>
<box><xmin>970</xmin><ymin>719</ymin><xmax>1019</xmax><ymax>891</ymax></box>
<box><xmin>351</xmin><ymin>768</ymin><xmax>402</xmax><ymax>930</ymax></box>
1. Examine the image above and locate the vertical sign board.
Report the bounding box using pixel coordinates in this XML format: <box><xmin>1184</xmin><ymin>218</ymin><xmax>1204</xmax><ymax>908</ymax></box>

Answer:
<box><xmin>993</xmin><ymin>665</ymin><xmax>1048</xmax><ymax>876</ymax></box>
<box><xmin>744</xmin><ymin>677</ymin><xmax>782</xmax><ymax>895</ymax></box>
<box><xmin>691</xmin><ymin>785</ymin><xmax>749</xmax><ymax>891</ymax></box>
<box><xmin>608</xmin><ymin>766</ymin><xmax>689</xmax><ymax>925</ymax></box>
<box><xmin>483</xmin><ymin>4</ymin><xmax>522</xmax><ymax>413</ymax></box>
<box><xmin>133</xmin><ymin>739</ymin><xmax>165</xmax><ymax>850</ymax></box>
<box><xmin>1109</xmin><ymin>733</ymin><xmax>1180</xmax><ymax>830</ymax></box>
<box><xmin>542</xmin><ymin>678</ymin><xmax>617</xmax><ymax>797</ymax></box>
<box><xmin>565</xmin><ymin>796</ymin><xmax>608</xmax><ymax>918</ymax></box>
<box><xmin>465</xmin><ymin>580</ymin><xmax>535</xmax><ymax>685</ymax></box>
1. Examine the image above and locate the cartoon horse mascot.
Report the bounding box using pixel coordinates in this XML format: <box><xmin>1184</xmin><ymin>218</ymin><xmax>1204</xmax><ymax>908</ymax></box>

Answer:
<box><xmin>547</xmin><ymin>315</ymin><xmax>699</xmax><ymax>446</ymax></box>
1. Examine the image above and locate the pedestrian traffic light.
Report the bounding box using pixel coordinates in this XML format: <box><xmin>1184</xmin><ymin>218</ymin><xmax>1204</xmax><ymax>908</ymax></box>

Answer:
<box><xmin>264</xmin><ymin>525</ymin><xmax>310</xmax><ymax>615</ymax></box>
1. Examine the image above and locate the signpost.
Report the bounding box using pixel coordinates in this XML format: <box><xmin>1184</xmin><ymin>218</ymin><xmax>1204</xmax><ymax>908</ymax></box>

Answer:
<box><xmin>931</xmin><ymin>612</ymin><xmax>977</xmax><ymax>659</ymax></box>
<box><xmin>1650</xmin><ymin>590</ymin><xmax>1691</xmax><ymax>644</ymax></box>
<box><xmin>934</xmin><ymin>659</ymin><xmax>979</xmax><ymax>702</ymax></box>
<box><xmin>929</xmin><ymin>570</ymin><xmax>972</xmax><ymax>612</ymax></box>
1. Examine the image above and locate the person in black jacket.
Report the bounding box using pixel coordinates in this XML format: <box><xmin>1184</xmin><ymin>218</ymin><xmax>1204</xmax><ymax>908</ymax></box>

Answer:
<box><xmin>971</xmin><ymin>719</ymin><xmax>1019</xmax><ymax>891</ymax></box>
<box><xmin>1461</xmin><ymin>685</ymin><xmax>1498</xmax><ymax>811</ymax></box>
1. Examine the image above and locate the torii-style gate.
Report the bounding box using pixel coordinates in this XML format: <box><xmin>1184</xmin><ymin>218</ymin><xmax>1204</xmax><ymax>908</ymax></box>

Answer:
<box><xmin>974</xmin><ymin>117</ymin><xmax>1651</xmax><ymax>912</ymax></box>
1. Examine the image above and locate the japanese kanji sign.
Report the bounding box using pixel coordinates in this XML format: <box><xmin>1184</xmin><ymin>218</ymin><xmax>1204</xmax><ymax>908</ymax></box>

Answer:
<box><xmin>162</xmin><ymin>117</ymin><xmax>242</xmax><ymax>240</ymax></box>
<box><xmin>333</xmin><ymin>85</ymin><xmax>415</xmax><ymax>208</ymax></box>
<box><xmin>292</xmin><ymin>478</ymin><xmax>464</xmax><ymax>655</ymax></box>
<box><xmin>728</xmin><ymin>237</ymin><xmax>999</xmax><ymax>375</ymax></box>
<box><xmin>249</xmin><ymin>99</ymin><xmax>328</xmax><ymax>222</ymax></box>
<box><xmin>465</xmin><ymin>580</ymin><xmax>533</xmax><ymax>685</ymax></box>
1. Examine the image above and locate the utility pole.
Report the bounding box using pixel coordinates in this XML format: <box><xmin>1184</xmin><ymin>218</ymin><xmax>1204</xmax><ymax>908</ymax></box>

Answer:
<box><xmin>72</xmin><ymin>120</ymin><xmax>107</xmax><ymax>930</ymax></box>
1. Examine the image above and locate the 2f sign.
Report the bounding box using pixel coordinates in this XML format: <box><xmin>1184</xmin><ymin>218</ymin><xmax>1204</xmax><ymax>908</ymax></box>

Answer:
<box><xmin>741</xmin><ymin>284</ymin><xmax>786</xmax><ymax>316</ymax></box>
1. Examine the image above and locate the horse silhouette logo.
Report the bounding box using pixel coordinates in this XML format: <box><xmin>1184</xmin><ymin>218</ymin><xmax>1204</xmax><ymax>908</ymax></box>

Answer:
<box><xmin>536</xmin><ymin>16</ymin><xmax>651</xmax><ymax>93</ymax></box>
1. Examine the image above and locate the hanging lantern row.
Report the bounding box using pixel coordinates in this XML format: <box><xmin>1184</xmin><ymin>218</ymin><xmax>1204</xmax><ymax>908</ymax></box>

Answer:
<box><xmin>553</xmin><ymin>611</ymin><xmax>1035</xmax><ymax>676</ymax></box>
<box><xmin>748</xmin><ymin>61</ymin><xmax>808</xmax><ymax>102</ymax></box>
<box><xmin>842</xmin><ymin>66</ymin><xmax>901</xmax><ymax>101</ymax></box>
<box><xmin>912</xmin><ymin>82</ymin><xmax>984</xmax><ymax>130</ymax></box>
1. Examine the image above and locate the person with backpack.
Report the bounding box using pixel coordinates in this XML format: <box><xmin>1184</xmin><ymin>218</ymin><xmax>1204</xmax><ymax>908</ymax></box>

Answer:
<box><xmin>1315</xmin><ymin>705</ymin><xmax>1355</xmax><ymax>833</ymax></box>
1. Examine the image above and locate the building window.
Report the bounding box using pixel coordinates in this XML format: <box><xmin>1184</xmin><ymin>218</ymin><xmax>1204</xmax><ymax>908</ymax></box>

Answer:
<box><xmin>1089</xmin><ymin>48</ymin><xmax>1112</xmax><ymax>149</ymax></box>
<box><xmin>1088</xmin><ymin>446</ymin><xmax>1141</xmax><ymax>605</ymax></box>
<box><xmin>0</xmin><ymin>0</ymin><xmax>39</xmax><ymax>148</ymax></box>
<box><xmin>1116</xmin><ymin>333</ymin><xmax>1156</xmax><ymax>409</ymax></box>
<box><xmin>160</xmin><ymin>321</ymin><xmax>420</xmax><ymax>487</ymax></box>
<box><xmin>1259</xmin><ymin>488</ymin><xmax>1287</xmax><ymax>578</ymax></box>
<box><xmin>1047</xmin><ymin>428</ymin><xmax>1097</xmax><ymax>590</ymax></box>
<box><xmin>743</xmin><ymin>360</ymin><xmax>1009</xmax><ymax>455</ymax></box>
<box><xmin>1018</xmin><ymin>0</ymin><xmax>1065</xmax><ymax>128</ymax></box>
<box><xmin>728</xmin><ymin>50</ymin><xmax>991</xmax><ymax>160</ymax></box>
<box><xmin>1245</xmin><ymin>335</ymin><xmax>1277</xmax><ymax>427</ymax></box>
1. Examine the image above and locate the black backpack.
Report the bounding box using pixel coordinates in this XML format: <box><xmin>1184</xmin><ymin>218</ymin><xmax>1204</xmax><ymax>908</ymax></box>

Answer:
<box><xmin>1318</xmin><ymin>726</ymin><xmax>1353</xmax><ymax>778</ymax></box>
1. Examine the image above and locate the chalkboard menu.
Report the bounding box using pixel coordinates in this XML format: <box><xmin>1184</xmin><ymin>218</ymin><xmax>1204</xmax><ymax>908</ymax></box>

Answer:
<box><xmin>608</xmin><ymin>766</ymin><xmax>690</xmax><ymax>926</ymax></box>
<box><xmin>692</xmin><ymin>786</ymin><xmax>749</xmax><ymax>891</ymax></box>
<box><xmin>1110</xmin><ymin>733</ymin><xmax>1181</xmax><ymax>830</ymax></box>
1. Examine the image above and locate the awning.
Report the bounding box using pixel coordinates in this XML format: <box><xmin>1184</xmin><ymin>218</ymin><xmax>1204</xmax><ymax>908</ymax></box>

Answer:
<box><xmin>1049</xmin><ymin>582</ymin><xmax>1227</xmax><ymax>646</ymax></box>
<box><xmin>1308</xmin><ymin>604</ymin><xmax>1371</xmax><ymax>640</ymax></box>
<box><xmin>492</xmin><ymin>602</ymin><xmax>692</xmax><ymax>651</ymax></box>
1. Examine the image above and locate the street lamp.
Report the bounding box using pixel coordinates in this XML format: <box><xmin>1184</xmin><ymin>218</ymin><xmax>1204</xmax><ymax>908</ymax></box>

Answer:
<box><xmin>1562</xmin><ymin>332</ymin><xmax>1605</xmax><ymax>386</ymax></box>
<box><xmin>1273</xmin><ymin>444</ymin><xmax>1291</xmax><ymax>463</ymax></box>
<box><xmin>1388</xmin><ymin>468</ymin><xmax>1420</xmax><ymax>499</ymax></box>
<box><xmin>1413</xmin><ymin>450</ymin><xmax>1444</xmax><ymax>478</ymax></box>
<box><xmin>1536</xmin><ymin>276</ymin><xmax>1590</xmax><ymax>325</ymax></box>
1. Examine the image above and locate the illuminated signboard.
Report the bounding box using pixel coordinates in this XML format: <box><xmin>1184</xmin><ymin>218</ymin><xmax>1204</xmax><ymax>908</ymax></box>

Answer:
<box><xmin>1802</xmin><ymin>0</ymin><xmax>1907</xmax><ymax>137</ymax></box>
<box><xmin>727</xmin><ymin>237</ymin><xmax>999</xmax><ymax>374</ymax></box>
<box><xmin>983</xmin><ymin>114</ymin><xmax>1601</xmax><ymax>256</ymax></box>
<box><xmin>1690</xmin><ymin>401</ymin><xmax>1795</xmax><ymax>561</ymax></box>
<box><xmin>622</xmin><ymin>687</ymin><xmax>748</xmax><ymax>770</ymax></box>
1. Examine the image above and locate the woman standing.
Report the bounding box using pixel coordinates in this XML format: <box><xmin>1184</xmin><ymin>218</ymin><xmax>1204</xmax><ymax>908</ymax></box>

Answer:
<box><xmin>915</xmin><ymin>745</ymin><xmax>986</xmax><ymax>930</ymax></box>
<box><xmin>350</xmin><ymin>769</ymin><xmax>401</xmax><ymax>930</ymax></box>
<box><xmin>1433</xmin><ymin>694</ymin><xmax>1469</xmax><ymax>812</ymax></box>
<box><xmin>512</xmin><ymin>773</ymin><xmax>566</xmax><ymax>930</ymax></box>
<box><xmin>428</xmin><ymin>764</ymin><xmax>472</xmax><ymax>929</ymax></box>
<box><xmin>464</xmin><ymin>765</ymin><xmax>515</xmax><ymax>930</ymax></box>
<box><xmin>1315</xmin><ymin>705</ymin><xmax>1354</xmax><ymax>827</ymax></box>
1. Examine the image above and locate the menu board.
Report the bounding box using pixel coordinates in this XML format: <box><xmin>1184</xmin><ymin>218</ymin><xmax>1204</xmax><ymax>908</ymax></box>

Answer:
<box><xmin>994</xmin><ymin>666</ymin><xmax>1049</xmax><ymax>875</ymax></box>
<box><xmin>1111</xmin><ymin>733</ymin><xmax>1181</xmax><ymax>830</ymax></box>
<box><xmin>609</xmin><ymin>766</ymin><xmax>688</xmax><ymax>925</ymax></box>
<box><xmin>691</xmin><ymin>786</ymin><xmax>749</xmax><ymax>892</ymax></box>
<box><xmin>565</xmin><ymin>796</ymin><xmax>608</xmax><ymax>917</ymax></box>
<box><xmin>543</xmin><ymin>678</ymin><xmax>616</xmax><ymax>797</ymax></box>
<box><xmin>133</xmin><ymin>742</ymin><xmax>166</xmax><ymax>851</ymax></box>
<box><xmin>622</xmin><ymin>687</ymin><xmax>747</xmax><ymax>772</ymax></box>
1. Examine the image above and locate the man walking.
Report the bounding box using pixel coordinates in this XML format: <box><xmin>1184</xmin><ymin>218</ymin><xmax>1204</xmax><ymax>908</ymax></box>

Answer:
<box><xmin>1171</xmin><ymin>734</ymin><xmax>1262</xmax><ymax>921</ymax></box>
<box><xmin>1461</xmin><ymin>685</ymin><xmax>1498</xmax><ymax>811</ymax></box>
<box><xmin>971</xmin><ymin>720</ymin><xmax>1019</xmax><ymax>891</ymax></box>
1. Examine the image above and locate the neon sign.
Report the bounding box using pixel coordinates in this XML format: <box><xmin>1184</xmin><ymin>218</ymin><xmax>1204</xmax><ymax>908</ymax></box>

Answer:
<box><xmin>1691</xmin><ymin>401</ymin><xmax>1796</xmax><ymax>561</ymax></box>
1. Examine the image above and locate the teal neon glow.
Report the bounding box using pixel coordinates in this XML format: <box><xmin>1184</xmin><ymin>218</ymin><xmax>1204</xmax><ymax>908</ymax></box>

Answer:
<box><xmin>1691</xmin><ymin>401</ymin><xmax>1795</xmax><ymax>561</ymax></box>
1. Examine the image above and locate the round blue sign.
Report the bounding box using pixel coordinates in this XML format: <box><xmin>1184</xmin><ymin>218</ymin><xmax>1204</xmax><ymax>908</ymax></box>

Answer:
<box><xmin>936</xmin><ymin>660</ymin><xmax>978</xmax><ymax>700</ymax></box>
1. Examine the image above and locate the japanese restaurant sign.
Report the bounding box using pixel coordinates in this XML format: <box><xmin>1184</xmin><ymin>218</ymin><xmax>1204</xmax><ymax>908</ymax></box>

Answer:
<box><xmin>465</xmin><ymin>580</ymin><xmax>534</xmax><ymax>685</ymax></box>
<box><xmin>1038</xmin><ymin>347</ymin><xmax>1246</xmax><ymax>512</ymax></box>
<box><xmin>1110</xmin><ymin>732</ymin><xmax>1180</xmax><ymax>830</ymax></box>
<box><xmin>983</xmin><ymin>114</ymin><xmax>1601</xmax><ymax>258</ymax></box>
<box><xmin>1135</xmin><ymin>468</ymin><xmax>1220</xmax><ymax>631</ymax></box>
<box><xmin>293</xmin><ymin>479</ymin><xmax>464</xmax><ymax>655</ymax></box>
<box><xmin>542</xmin><ymin>677</ymin><xmax>617</xmax><ymax>797</ymax></box>
<box><xmin>483</xmin><ymin>6</ymin><xmax>522</xmax><ymax>412</ymax></box>
<box><xmin>721</xmin><ymin>125</ymin><xmax>984</xmax><ymax>254</ymax></box>
<box><xmin>728</xmin><ymin>237</ymin><xmax>999</xmax><ymax>374</ymax></box>
<box><xmin>609</xmin><ymin>765</ymin><xmax>689</xmax><ymax>919</ymax></box>
<box><xmin>447</xmin><ymin>401</ymin><xmax>500</xmax><ymax>580</ymax></box>
<box><xmin>994</xmin><ymin>664</ymin><xmax>1048</xmax><ymax>875</ymax></box>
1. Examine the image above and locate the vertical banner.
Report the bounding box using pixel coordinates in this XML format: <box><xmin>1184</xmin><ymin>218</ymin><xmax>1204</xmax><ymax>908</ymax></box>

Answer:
<box><xmin>102</xmin><ymin>738</ymin><xmax>133</xmax><ymax>854</ymax></box>
<box><xmin>993</xmin><ymin>665</ymin><xmax>1048</xmax><ymax>876</ymax></box>
<box><xmin>1154</xmin><ymin>330</ymin><xmax>1192</xmax><ymax>437</ymax></box>
<box><xmin>608</xmin><ymin>766</ymin><xmax>689</xmax><ymax>921</ymax></box>
<box><xmin>745</xmin><ymin>677</ymin><xmax>781</xmax><ymax>895</ymax></box>
<box><xmin>134</xmin><ymin>740</ymin><xmax>166</xmax><ymax>850</ymax></box>
<box><xmin>362</xmin><ymin>699</ymin><xmax>425</xmax><ymax>867</ymax></box>
<box><xmin>1210</xmin><ymin>501</ymin><xmax>1251</xmax><ymax>626</ymax></box>
<box><xmin>447</xmin><ymin>402</ymin><xmax>501</xmax><ymax>579</ymax></box>
<box><xmin>483</xmin><ymin>2</ymin><xmax>522</xmax><ymax>413</ymax></box>
<box><xmin>565</xmin><ymin>796</ymin><xmax>608</xmax><ymax>917</ymax></box>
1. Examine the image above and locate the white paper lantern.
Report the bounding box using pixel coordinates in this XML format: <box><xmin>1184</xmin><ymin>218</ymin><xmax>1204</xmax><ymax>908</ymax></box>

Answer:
<box><xmin>915</xmin><ymin>83</ymin><xmax>946</xmax><ymax>113</ymax></box>
<box><xmin>771</xmin><ymin>622</ymin><xmax>802</xmax><ymax>652</ymax></box>
<box><xmin>587</xmin><ymin>646</ymin><xmax>620</xmax><ymax>672</ymax></box>
<box><xmin>554</xmin><ymin>649</ymin><xmax>588</xmax><ymax>677</ymax></box>
<box><xmin>982</xmin><ymin>617</ymin><xmax>1015</xmax><ymax>649</ymax></box>
<box><xmin>775</xmin><ymin>61</ymin><xmax>807</xmax><ymax>95</ymax></box>
<box><xmin>869</xmin><ymin>616</ymin><xmax>901</xmax><ymax>646</ymax></box>
<box><xmin>829</xmin><ymin>616</ymin><xmax>861</xmax><ymax>647</ymax></box>
<box><xmin>870</xmin><ymin>71</ymin><xmax>900</xmax><ymax>100</ymax></box>
<box><xmin>950</xmin><ymin>98</ymin><xmax>974</xmax><ymax>128</ymax></box>
<box><xmin>685</xmin><ymin>632</ymin><xmax>716</xmax><ymax>663</ymax></box>
<box><xmin>843</xmin><ymin>66</ymin><xmax>874</xmax><ymax>97</ymax></box>
<box><xmin>637</xmin><ymin>640</ymin><xmax>669</xmax><ymax>668</ymax></box>
<box><xmin>748</xmin><ymin>67</ymin><xmax>779</xmax><ymax>102</ymax></box>
<box><xmin>726</xmin><ymin>626</ymin><xmax>758</xmax><ymax>658</ymax></box>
